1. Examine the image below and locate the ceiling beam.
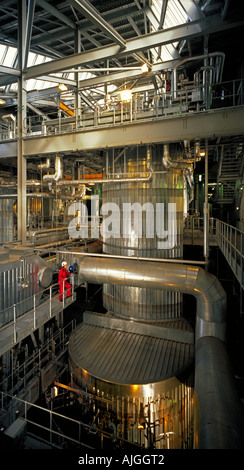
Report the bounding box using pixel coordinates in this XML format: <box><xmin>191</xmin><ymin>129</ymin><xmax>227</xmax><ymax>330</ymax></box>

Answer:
<box><xmin>36</xmin><ymin>0</ymin><xmax>76</xmax><ymax>29</ymax></box>
<box><xmin>77</xmin><ymin>60</ymin><xmax>178</xmax><ymax>90</ymax></box>
<box><xmin>36</xmin><ymin>75</ymin><xmax>76</xmax><ymax>86</ymax></box>
<box><xmin>181</xmin><ymin>0</ymin><xmax>205</xmax><ymax>21</ymax></box>
<box><xmin>0</xmin><ymin>65</ymin><xmax>21</xmax><ymax>76</ymax></box>
<box><xmin>24</xmin><ymin>13</ymin><xmax>244</xmax><ymax>80</ymax></box>
<box><xmin>159</xmin><ymin>0</ymin><xmax>168</xmax><ymax>28</ymax></box>
<box><xmin>68</xmin><ymin>0</ymin><xmax>126</xmax><ymax>48</ymax></box>
<box><xmin>23</xmin><ymin>0</ymin><xmax>36</xmax><ymax>70</ymax></box>
<box><xmin>144</xmin><ymin>6</ymin><xmax>180</xmax><ymax>59</ymax></box>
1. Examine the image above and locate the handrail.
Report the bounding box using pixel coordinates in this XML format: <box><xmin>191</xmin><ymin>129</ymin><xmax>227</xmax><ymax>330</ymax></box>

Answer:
<box><xmin>0</xmin><ymin>320</ymin><xmax>76</xmax><ymax>395</ymax></box>
<box><xmin>0</xmin><ymin>78</ymin><xmax>243</xmax><ymax>141</ymax></box>
<box><xmin>215</xmin><ymin>219</ymin><xmax>244</xmax><ymax>290</ymax></box>
<box><xmin>0</xmin><ymin>390</ymin><xmax>142</xmax><ymax>449</ymax></box>
<box><xmin>184</xmin><ymin>216</ymin><xmax>244</xmax><ymax>290</ymax></box>
<box><xmin>0</xmin><ymin>276</ymin><xmax>75</xmax><ymax>345</ymax></box>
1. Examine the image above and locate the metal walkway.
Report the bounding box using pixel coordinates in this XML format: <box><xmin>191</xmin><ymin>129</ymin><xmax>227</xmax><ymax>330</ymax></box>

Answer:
<box><xmin>0</xmin><ymin>287</ymin><xmax>76</xmax><ymax>356</ymax></box>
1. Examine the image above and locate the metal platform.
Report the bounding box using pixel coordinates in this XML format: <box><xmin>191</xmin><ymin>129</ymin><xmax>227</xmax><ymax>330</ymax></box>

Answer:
<box><xmin>0</xmin><ymin>292</ymin><xmax>76</xmax><ymax>356</ymax></box>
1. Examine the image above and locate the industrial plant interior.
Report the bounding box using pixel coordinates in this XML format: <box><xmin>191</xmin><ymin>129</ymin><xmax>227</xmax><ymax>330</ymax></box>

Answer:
<box><xmin>0</xmin><ymin>0</ymin><xmax>244</xmax><ymax>453</ymax></box>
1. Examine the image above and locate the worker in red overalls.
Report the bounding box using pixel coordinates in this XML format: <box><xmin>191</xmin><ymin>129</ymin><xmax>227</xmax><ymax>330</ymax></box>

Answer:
<box><xmin>58</xmin><ymin>261</ymin><xmax>72</xmax><ymax>301</ymax></box>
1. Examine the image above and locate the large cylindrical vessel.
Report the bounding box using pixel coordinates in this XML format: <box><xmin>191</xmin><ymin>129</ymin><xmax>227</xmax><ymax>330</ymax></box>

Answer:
<box><xmin>103</xmin><ymin>145</ymin><xmax>184</xmax><ymax>321</ymax></box>
<box><xmin>68</xmin><ymin>144</ymin><xmax>198</xmax><ymax>449</ymax></box>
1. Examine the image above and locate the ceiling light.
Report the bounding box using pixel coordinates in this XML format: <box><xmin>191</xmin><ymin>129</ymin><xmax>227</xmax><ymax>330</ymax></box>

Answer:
<box><xmin>119</xmin><ymin>89</ymin><xmax>132</xmax><ymax>101</ymax></box>
<box><xmin>0</xmin><ymin>98</ymin><xmax>6</xmax><ymax>105</ymax></box>
<box><xmin>141</xmin><ymin>63</ymin><xmax>149</xmax><ymax>73</ymax></box>
<box><xmin>58</xmin><ymin>83</ymin><xmax>68</xmax><ymax>92</ymax></box>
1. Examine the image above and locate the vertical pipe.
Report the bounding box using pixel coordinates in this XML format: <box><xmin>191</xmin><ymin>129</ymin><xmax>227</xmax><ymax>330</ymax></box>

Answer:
<box><xmin>204</xmin><ymin>138</ymin><xmax>209</xmax><ymax>266</ymax></box>
<box><xmin>33</xmin><ymin>293</ymin><xmax>36</xmax><ymax>329</ymax></box>
<box><xmin>13</xmin><ymin>304</ymin><xmax>17</xmax><ymax>344</ymax></box>
<box><xmin>49</xmin><ymin>285</ymin><xmax>52</xmax><ymax>317</ymax></box>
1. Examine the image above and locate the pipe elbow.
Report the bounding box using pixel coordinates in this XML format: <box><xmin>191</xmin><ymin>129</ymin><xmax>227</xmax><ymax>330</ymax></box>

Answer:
<box><xmin>194</xmin><ymin>268</ymin><xmax>227</xmax><ymax>323</ymax></box>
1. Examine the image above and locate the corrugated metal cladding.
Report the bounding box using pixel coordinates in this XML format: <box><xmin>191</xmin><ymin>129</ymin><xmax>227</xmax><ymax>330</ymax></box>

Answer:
<box><xmin>68</xmin><ymin>312</ymin><xmax>194</xmax><ymax>385</ymax></box>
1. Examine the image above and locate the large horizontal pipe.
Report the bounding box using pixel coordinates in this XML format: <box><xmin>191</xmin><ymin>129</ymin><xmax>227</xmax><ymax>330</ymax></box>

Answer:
<box><xmin>59</xmin><ymin>249</ymin><xmax>206</xmax><ymax>265</ymax></box>
<box><xmin>78</xmin><ymin>256</ymin><xmax>244</xmax><ymax>449</ymax></box>
<box><xmin>79</xmin><ymin>257</ymin><xmax>226</xmax><ymax>328</ymax></box>
<box><xmin>0</xmin><ymin>193</ymin><xmax>53</xmax><ymax>198</ymax></box>
<box><xmin>56</xmin><ymin>172</ymin><xmax>153</xmax><ymax>186</ymax></box>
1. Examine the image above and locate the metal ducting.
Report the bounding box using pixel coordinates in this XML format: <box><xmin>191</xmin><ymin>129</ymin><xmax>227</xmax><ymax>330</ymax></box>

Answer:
<box><xmin>71</xmin><ymin>256</ymin><xmax>244</xmax><ymax>449</ymax></box>
<box><xmin>43</xmin><ymin>155</ymin><xmax>63</xmax><ymax>182</ymax></box>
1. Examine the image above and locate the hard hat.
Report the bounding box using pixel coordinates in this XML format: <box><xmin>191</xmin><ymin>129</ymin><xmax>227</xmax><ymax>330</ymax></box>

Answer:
<box><xmin>61</xmin><ymin>261</ymin><xmax>67</xmax><ymax>267</ymax></box>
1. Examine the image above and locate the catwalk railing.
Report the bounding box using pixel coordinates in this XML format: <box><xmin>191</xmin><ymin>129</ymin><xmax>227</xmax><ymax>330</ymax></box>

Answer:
<box><xmin>0</xmin><ymin>320</ymin><xmax>76</xmax><ymax>397</ymax></box>
<box><xmin>0</xmin><ymin>277</ymin><xmax>75</xmax><ymax>345</ymax></box>
<box><xmin>215</xmin><ymin>219</ymin><xmax>244</xmax><ymax>291</ymax></box>
<box><xmin>0</xmin><ymin>389</ymin><xmax>143</xmax><ymax>449</ymax></box>
<box><xmin>185</xmin><ymin>216</ymin><xmax>244</xmax><ymax>291</ymax></box>
<box><xmin>0</xmin><ymin>78</ymin><xmax>243</xmax><ymax>140</ymax></box>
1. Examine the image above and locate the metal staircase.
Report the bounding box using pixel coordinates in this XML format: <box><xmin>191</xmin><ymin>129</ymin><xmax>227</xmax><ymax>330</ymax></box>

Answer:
<box><xmin>216</xmin><ymin>142</ymin><xmax>244</xmax><ymax>204</ymax></box>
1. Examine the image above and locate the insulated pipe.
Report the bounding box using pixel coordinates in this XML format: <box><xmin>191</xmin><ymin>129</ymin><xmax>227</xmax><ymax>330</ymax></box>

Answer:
<box><xmin>38</xmin><ymin>158</ymin><xmax>50</xmax><ymax>170</ymax></box>
<box><xmin>56</xmin><ymin>170</ymin><xmax>153</xmax><ymax>186</ymax></box>
<box><xmin>162</xmin><ymin>144</ymin><xmax>194</xmax><ymax>205</ymax></box>
<box><xmin>78</xmin><ymin>256</ymin><xmax>244</xmax><ymax>449</ymax></box>
<box><xmin>79</xmin><ymin>257</ymin><xmax>226</xmax><ymax>333</ymax></box>
<box><xmin>43</xmin><ymin>155</ymin><xmax>63</xmax><ymax>182</ymax></box>
<box><xmin>162</xmin><ymin>143</ymin><xmax>193</xmax><ymax>171</ymax></box>
<box><xmin>0</xmin><ymin>193</ymin><xmax>52</xmax><ymax>198</ymax></box>
<box><xmin>173</xmin><ymin>52</ymin><xmax>225</xmax><ymax>99</ymax></box>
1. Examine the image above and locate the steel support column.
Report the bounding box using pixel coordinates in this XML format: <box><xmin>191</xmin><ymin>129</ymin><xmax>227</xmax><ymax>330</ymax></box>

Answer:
<box><xmin>74</xmin><ymin>28</ymin><xmax>82</xmax><ymax>119</ymax></box>
<box><xmin>17</xmin><ymin>0</ymin><xmax>27</xmax><ymax>244</ymax></box>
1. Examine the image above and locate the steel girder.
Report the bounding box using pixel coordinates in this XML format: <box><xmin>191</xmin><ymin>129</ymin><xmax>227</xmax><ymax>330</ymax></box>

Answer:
<box><xmin>1</xmin><ymin>107</ymin><xmax>244</xmax><ymax>158</ymax></box>
<box><xmin>24</xmin><ymin>13</ymin><xmax>244</xmax><ymax>79</ymax></box>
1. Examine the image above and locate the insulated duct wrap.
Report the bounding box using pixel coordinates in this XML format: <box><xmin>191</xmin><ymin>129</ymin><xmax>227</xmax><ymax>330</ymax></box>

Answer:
<box><xmin>102</xmin><ymin>147</ymin><xmax>184</xmax><ymax>320</ymax></box>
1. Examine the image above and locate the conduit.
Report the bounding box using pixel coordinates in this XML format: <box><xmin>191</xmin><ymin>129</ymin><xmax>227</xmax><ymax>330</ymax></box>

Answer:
<box><xmin>78</xmin><ymin>256</ymin><xmax>244</xmax><ymax>449</ymax></box>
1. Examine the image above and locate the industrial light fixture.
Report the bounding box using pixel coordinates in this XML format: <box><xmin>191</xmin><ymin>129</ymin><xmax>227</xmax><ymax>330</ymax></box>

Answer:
<box><xmin>0</xmin><ymin>98</ymin><xmax>6</xmax><ymax>105</ymax></box>
<box><xmin>58</xmin><ymin>83</ymin><xmax>68</xmax><ymax>92</ymax></box>
<box><xmin>199</xmin><ymin>151</ymin><xmax>205</xmax><ymax>156</ymax></box>
<box><xmin>119</xmin><ymin>89</ymin><xmax>132</xmax><ymax>102</ymax></box>
<box><xmin>141</xmin><ymin>63</ymin><xmax>149</xmax><ymax>73</ymax></box>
